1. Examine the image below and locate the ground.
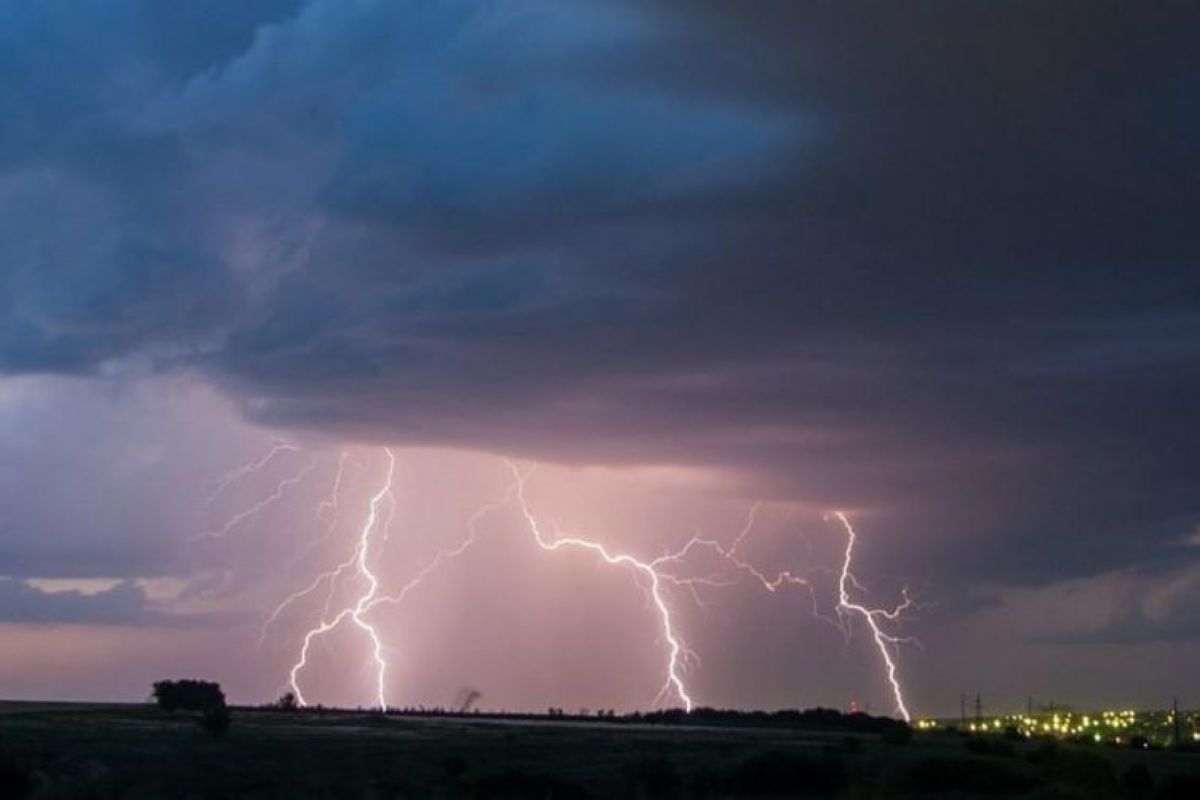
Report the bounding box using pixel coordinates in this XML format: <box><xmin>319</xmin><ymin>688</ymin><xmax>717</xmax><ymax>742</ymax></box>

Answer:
<box><xmin>1</xmin><ymin>702</ymin><xmax>1198</xmax><ymax>798</ymax></box>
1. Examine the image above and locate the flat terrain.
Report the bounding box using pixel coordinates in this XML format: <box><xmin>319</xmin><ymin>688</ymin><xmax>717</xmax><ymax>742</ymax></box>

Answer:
<box><xmin>1</xmin><ymin>702</ymin><xmax>1198</xmax><ymax>798</ymax></box>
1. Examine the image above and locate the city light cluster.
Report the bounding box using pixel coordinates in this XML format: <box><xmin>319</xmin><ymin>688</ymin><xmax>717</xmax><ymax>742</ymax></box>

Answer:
<box><xmin>917</xmin><ymin>708</ymin><xmax>1198</xmax><ymax>747</ymax></box>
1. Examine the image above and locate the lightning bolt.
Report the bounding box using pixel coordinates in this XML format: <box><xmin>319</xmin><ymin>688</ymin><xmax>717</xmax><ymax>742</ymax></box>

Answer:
<box><xmin>682</xmin><ymin>507</ymin><xmax>815</xmax><ymax>595</ymax></box>
<box><xmin>366</xmin><ymin>465</ymin><xmax>748</xmax><ymax>711</ymax></box>
<box><xmin>660</xmin><ymin>506</ymin><xmax>914</xmax><ymax>719</ymax></box>
<box><xmin>205</xmin><ymin>441</ymin><xmax>300</xmax><ymax>504</ymax></box>
<box><xmin>728</xmin><ymin>501</ymin><xmax>762</xmax><ymax>555</ymax></box>
<box><xmin>656</xmin><ymin>509</ymin><xmax>827</xmax><ymax>624</ymax></box>
<box><xmin>249</xmin><ymin>452</ymin><xmax>917</xmax><ymax>718</ymax></box>
<box><xmin>288</xmin><ymin>448</ymin><xmax>396</xmax><ymax>709</ymax></box>
<box><xmin>281</xmin><ymin>451</ymin><xmax>353</xmax><ymax>575</ymax></box>
<box><xmin>829</xmin><ymin>511</ymin><xmax>914</xmax><ymax>721</ymax></box>
<box><xmin>506</xmin><ymin>461</ymin><xmax>697</xmax><ymax>711</ymax></box>
<box><xmin>194</xmin><ymin>459</ymin><xmax>317</xmax><ymax>541</ymax></box>
<box><xmin>316</xmin><ymin>450</ymin><xmax>349</xmax><ymax>525</ymax></box>
<box><xmin>260</xmin><ymin>547</ymin><xmax>357</xmax><ymax>646</ymax></box>
<box><xmin>261</xmin><ymin>453</ymin><xmax>360</xmax><ymax>645</ymax></box>
<box><xmin>369</xmin><ymin>480</ymin><xmax>518</xmax><ymax>610</ymax></box>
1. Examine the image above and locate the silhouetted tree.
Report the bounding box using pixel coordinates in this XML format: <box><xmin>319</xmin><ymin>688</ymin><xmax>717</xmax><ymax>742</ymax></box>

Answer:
<box><xmin>151</xmin><ymin>679</ymin><xmax>226</xmax><ymax>712</ymax></box>
<box><xmin>267</xmin><ymin>691</ymin><xmax>299</xmax><ymax>711</ymax></box>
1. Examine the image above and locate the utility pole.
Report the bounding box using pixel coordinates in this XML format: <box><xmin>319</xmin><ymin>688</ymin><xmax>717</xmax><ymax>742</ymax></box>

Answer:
<box><xmin>975</xmin><ymin>693</ymin><xmax>983</xmax><ymax>726</ymax></box>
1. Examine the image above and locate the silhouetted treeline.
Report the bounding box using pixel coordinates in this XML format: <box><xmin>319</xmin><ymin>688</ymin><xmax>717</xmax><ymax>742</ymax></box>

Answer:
<box><xmin>630</xmin><ymin>706</ymin><xmax>909</xmax><ymax>734</ymax></box>
<box><xmin>271</xmin><ymin>701</ymin><xmax>909</xmax><ymax>735</ymax></box>
<box><xmin>151</xmin><ymin>679</ymin><xmax>226</xmax><ymax>712</ymax></box>
<box><xmin>261</xmin><ymin>691</ymin><xmax>300</xmax><ymax>711</ymax></box>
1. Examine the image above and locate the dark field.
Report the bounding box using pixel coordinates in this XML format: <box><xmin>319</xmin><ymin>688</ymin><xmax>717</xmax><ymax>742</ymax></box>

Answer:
<box><xmin>2</xmin><ymin>702</ymin><xmax>1198</xmax><ymax>798</ymax></box>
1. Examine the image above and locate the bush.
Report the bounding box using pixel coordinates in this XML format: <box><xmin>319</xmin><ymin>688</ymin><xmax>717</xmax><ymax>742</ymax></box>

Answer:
<box><xmin>267</xmin><ymin>691</ymin><xmax>299</xmax><ymax>711</ymax></box>
<box><xmin>152</xmin><ymin>679</ymin><xmax>226</xmax><ymax>713</ymax></box>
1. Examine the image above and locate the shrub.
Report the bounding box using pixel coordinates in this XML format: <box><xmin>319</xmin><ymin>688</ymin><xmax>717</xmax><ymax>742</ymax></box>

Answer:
<box><xmin>267</xmin><ymin>691</ymin><xmax>299</xmax><ymax>711</ymax></box>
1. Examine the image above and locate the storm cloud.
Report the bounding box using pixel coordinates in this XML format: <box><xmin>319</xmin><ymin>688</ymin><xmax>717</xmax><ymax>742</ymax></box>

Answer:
<box><xmin>1</xmin><ymin>0</ymin><xmax>1198</xmax><ymax>682</ymax></box>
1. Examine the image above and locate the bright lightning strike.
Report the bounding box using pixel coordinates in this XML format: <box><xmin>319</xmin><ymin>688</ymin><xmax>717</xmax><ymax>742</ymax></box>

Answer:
<box><xmin>253</xmin><ymin>452</ymin><xmax>918</xmax><ymax>719</ymax></box>
<box><xmin>288</xmin><ymin>449</ymin><xmax>396</xmax><ymax>709</ymax></box>
<box><xmin>829</xmin><ymin>511</ymin><xmax>915</xmax><ymax>721</ymax></box>
<box><xmin>663</xmin><ymin>506</ymin><xmax>915</xmax><ymax>719</ymax></box>
<box><xmin>506</xmin><ymin>461</ymin><xmax>697</xmax><ymax>711</ymax></box>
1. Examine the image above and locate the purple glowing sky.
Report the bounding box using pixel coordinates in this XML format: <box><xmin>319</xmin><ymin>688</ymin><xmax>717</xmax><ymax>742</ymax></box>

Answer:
<box><xmin>1</xmin><ymin>1</ymin><xmax>1198</xmax><ymax>715</ymax></box>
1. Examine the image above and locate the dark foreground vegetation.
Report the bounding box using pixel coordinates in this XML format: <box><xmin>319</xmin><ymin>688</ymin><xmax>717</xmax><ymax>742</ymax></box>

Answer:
<box><xmin>1</xmin><ymin>701</ymin><xmax>1197</xmax><ymax>798</ymax></box>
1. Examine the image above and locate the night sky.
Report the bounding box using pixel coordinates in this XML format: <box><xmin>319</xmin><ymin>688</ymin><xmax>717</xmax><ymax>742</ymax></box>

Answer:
<box><xmin>1</xmin><ymin>1</ymin><xmax>1197</xmax><ymax>716</ymax></box>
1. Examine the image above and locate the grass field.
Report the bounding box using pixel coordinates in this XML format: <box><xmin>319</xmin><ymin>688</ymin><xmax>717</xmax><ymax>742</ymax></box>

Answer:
<box><xmin>2</xmin><ymin>701</ymin><xmax>1198</xmax><ymax>798</ymax></box>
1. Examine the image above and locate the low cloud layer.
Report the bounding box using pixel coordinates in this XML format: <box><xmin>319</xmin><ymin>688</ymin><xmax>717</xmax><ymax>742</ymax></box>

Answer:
<box><xmin>0</xmin><ymin>576</ymin><xmax>234</xmax><ymax>627</ymax></box>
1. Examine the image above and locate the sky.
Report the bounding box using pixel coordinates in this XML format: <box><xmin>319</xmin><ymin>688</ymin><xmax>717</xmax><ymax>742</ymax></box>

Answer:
<box><xmin>0</xmin><ymin>0</ymin><xmax>1198</xmax><ymax>717</ymax></box>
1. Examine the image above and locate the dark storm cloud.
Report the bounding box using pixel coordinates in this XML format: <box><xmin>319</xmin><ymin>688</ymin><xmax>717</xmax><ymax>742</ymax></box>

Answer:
<box><xmin>1</xmin><ymin>1</ymin><xmax>1198</xmax><ymax>605</ymax></box>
